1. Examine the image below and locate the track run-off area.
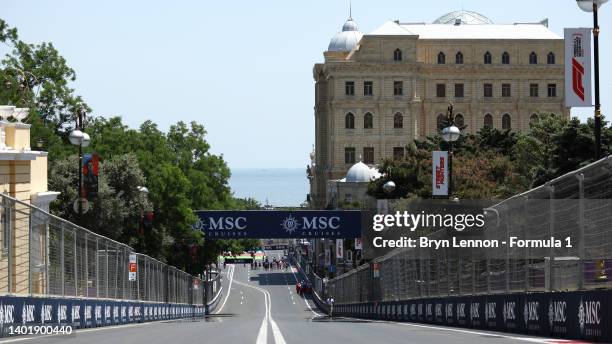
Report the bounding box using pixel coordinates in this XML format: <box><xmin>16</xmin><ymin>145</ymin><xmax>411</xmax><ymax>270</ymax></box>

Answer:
<box><xmin>0</xmin><ymin>251</ymin><xmax>588</xmax><ymax>344</ymax></box>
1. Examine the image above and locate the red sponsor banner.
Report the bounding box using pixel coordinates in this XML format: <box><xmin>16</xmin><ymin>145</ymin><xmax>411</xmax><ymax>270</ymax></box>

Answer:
<box><xmin>432</xmin><ymin>151</ymin><xmax>448</xmax><ymax>196</ymax></box>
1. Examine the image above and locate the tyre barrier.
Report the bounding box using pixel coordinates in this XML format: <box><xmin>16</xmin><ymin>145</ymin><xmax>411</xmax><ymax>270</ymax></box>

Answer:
<box><xmin>0</xmin><ymin>294</ymin><xmax>220</xmax><ymax>337</ymax></box>
<box><xmin>330</xmin><ymin>290</ymin><xmax>612</xmax><ymax>342</ymax></box>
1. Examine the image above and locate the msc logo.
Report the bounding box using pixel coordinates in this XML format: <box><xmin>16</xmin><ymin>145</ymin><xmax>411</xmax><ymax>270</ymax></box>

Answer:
<box><xmin>193</xmin><ymin>216</ymin><xmax>247</xmax><ymax>231</ymax></box>
<box><xmin>281</xmin><ymin>214</ymin><xmax>300</xmax><ymax>234</ymax></box>
<box><xmin>470</xmin><ymin>302</ymin><xmax>479</xmax><ymax>320</ymax></box>
<box><xmin>445</xmin><ymin>303</ymin><xmax>453</xmax><ymax>319</ymax></box>
<box><xmin>41</xmin><ymin>304</ymin><xmax>52</xmax><ymax>323</ymax></box>
<box><xmin>549</xmin><ymin>300</ymin><xmax>566</xmax><ymax>328</ymax></box>
<box><xmin>0</xmin><ymin>303</ymin><xmax>15</xmax><ymax>325</ymax></box>
<box><xmin>524</xmin><ymin>301</ymin><xmax>539</xmax><ymax>327</ymax></box>
<box><xmin>485</xmin><ymin>302</ymin><xmax>496</xmax><ymax>322</ymax></box>
<box><xmin>280</xmin><ymin>215</ymin><xmax>341</xmax><ymax>232</ymax></box>
<box><xmin>22</xmin><ymin>303</ymin><xmax>35</xmax><ymax>324</ymax></box>
<box><xmin>578</xmin><ymin>298</ymin><xmax>601</xmax><ymax>333</ymax></box>
<box><xmin>503</xmin><ymin>301</ymin><xmax>516</xmax><ymax>322</ymax></box>
<box><xmin>457</xmin><ymin>303</ymin><xmax>466</xmax><ymax>319</ymax></box>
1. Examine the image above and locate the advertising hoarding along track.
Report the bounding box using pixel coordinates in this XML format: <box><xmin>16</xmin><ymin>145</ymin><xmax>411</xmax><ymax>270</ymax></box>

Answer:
<box><xmin>193</xmin><ymin>210</ymin><xmax>363</xmax><ymax>239</ymax></box>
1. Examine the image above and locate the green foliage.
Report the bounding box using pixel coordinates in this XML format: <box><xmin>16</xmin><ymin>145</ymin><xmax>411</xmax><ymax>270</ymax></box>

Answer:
<box><xmin>49</xmin><ymin>154</ymin><xmax>151</xmax><ymax>241</ymax></box>
<box><xmin>369</xmin><ymin>113</ymin><xmax>612</xmax><ymax>201</ymax></box>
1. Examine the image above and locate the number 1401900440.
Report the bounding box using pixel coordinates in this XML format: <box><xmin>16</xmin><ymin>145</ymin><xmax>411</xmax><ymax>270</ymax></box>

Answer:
<box><xmin>7</xmin><ymin>325</ymin><xmax>73</xmax><ymax>336</ymax></box>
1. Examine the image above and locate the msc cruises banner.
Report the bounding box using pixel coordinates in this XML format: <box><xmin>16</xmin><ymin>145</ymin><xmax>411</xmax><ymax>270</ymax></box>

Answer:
<box><xmin>565</xmin><ymin>28</ymin><xmax>593</xmax><ymax>107</ymax></box>
<box><xmin>192</xmin><ymin>210</ymin><xmax>363</xmax><ymax>238</ymax></box>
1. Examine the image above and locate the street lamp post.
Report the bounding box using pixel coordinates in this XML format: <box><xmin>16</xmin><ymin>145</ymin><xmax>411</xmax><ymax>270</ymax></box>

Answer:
<box><xmin>68</xmin><ymin>107</ymin><xmax>90</xmax><ymax>225</ymax></box>
<box><xmin>441</xmin><ymin>102</ymin><xmax>460</xmax><ymax>199</ymax></box>
<box><xmin>577</xmin><ymin>0</ymin><xmax>608</xmax><ymax>158</ymax></box>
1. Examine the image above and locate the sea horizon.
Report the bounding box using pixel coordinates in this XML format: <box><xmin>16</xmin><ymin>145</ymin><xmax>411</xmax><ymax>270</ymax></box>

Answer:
<box><xmin>229</xmin><ymin>167</ymin><xmax>309</xmax><ymax>207</ymax></box>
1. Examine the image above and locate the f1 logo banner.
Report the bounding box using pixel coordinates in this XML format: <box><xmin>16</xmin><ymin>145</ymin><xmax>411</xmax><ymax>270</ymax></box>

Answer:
<box><xmin>565</xmin><ymin>28</ymin><xmax>593</xmax><ymax>107</ymax></box>
<box><xmin>192</xmin><ymin>210</ymin><xmax>363</xmax><ymax>238</ymax></box>
<box><xmin>432</xmin><ymin>151</ymin><xmax>448</xmax><ymax>196</ymax></box>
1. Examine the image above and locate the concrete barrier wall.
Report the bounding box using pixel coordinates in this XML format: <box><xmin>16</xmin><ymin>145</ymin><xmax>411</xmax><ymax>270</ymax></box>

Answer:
<box><xmin>330</xmin><ymin>290</ymin><xmax>612</xmax><ymax>342</ymax></box>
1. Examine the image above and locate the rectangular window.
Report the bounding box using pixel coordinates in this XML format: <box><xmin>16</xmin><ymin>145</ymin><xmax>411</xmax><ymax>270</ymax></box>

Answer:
<box><xmin>454</xmin><ymin>83</ymin><xmax>464</xmax><ymax>98</ymax></box>
<box><xmin>484</xmin><ymin>83</ymin><xmax>493</xmax><ymax>98</ymax></box>
<box><xmin>393</xmin><ymin>81</ymin><xmax>403</xmax><ymax>96</ymax></box>
<box><xmin>502</xmin><ymin>83</ymin><xmax>511</xmax><ymax>97</ymax></box>
<box><xmin>393</xmin><ymin>147</ymin><xmax>405</xmax><ymax>160</ymax></box>
<box><xmin>345</xmin><ymin>147</ymin><xmax>356</xmax><ymax>164</ymax></box>
<box><xmin>345</xmin><ymin>81</ymin><xmax>355</xmax><ymax>96</ymax></box>
<box><xmin>363</xmin><ymin>147</ymin><xmax>375</xmax><ymax>164</ymax></box>
<box><xmin>364</xmin><ymin>81</ymin><xmax>373</xmax><ymax>96</ymax></box>
<box><xmin>547</xmin><ymin>83</ymin><xmax>557</xmax><ymax>97</ymax></box>
<box><xmin>530</xmin><ymin>83</ymin><xmax>539</xmax><ymax>97</ymax></box>
<box><xmin>436</xmin><ymin>83</ymin><xmax>446</xmax><ymax>98</ymax></box>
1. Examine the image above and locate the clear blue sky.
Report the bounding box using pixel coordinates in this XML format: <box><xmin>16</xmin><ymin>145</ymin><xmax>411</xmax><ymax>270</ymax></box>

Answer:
<box><xmin>2</xmin><ymin>0</ymin><xmax>610</xmax><ymax>168</ymax></box>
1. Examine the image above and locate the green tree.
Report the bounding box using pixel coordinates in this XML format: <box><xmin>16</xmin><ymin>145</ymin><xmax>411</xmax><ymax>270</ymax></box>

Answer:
<box><xmin>48</xmin><ymin>154</ymin><xmax>151</xmax><ymax>241</ymax></box>
<box><xmin>0</xmin><ymin>19</ymin><xmax>90</xmax><ymax>158</ymax></box>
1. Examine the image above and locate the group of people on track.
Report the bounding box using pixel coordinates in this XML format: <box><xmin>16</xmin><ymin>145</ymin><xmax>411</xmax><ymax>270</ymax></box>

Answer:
<box><xmin>251</xmin><ymin>256</ymin><xmax>289</xmax><ymax>271</ymax></box>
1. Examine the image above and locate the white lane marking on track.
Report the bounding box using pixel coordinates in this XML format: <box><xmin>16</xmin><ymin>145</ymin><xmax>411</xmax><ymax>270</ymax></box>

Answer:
<box><xmin>289</xmin><ymin>263</ymin><xmax>321</xmax><ymax>317</ymax></box>
<box><xmin>269</xmin><ymin>317</ymin><xmax>287</xmax><ymax>344</ymax></box>
<box><xmin>214</xmin><ymin>264</ymin><xmax>235</xmax><ymax>314</ymax></box>
<box><xmin>234</xmin><ymin>272</ymin><xmax>287</xmax><ymax>344</ymax></box>
<box><xmin>255</xmin><ymin>313</ymin><xmax>268</xmax><ymax>344</ymax></box>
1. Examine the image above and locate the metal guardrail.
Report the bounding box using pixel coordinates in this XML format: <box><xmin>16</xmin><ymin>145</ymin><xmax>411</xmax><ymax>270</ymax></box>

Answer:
<box><xmin>327</xmin><ymin>156</ymin><xmax>612</xmax><ymax>304</ymax></box>
<box><xmin>0</xmin><ymin>192</ymin><xmax>216</xmax><ymax>305</ymax></box>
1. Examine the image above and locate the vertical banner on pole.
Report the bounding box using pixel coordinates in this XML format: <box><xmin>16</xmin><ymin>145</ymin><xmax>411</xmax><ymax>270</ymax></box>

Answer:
<box><xmin>354</xmin><ymin>238</ymin><xmax>362</xmax><ymax>250</ymax></box>
<box><xmin>336</xmin><ymin>239</ymin><xmax>344</xmax><ymax>259</ymax></box>
<box><xmin>565</xmin><ymin>28</ymin><xmax>593</xmax><ymax>107</ymax></box>
<box><xmin>432</xmin><ymin>151</ymin><xmax>449</xmax><ymax>196</ymax></box>
<box><xmin>128</xmin><ymin>254</ymin><xmax>137</xmax><ymax>281</ymax></box>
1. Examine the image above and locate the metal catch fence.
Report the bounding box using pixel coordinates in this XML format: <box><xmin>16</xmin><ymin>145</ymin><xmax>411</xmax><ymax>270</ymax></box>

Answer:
<box><xmin>0</xmin><ymin>193</ymin><xmax>216</xmax><ymax>305</ymax></box>
<box><xmin>327</xmin><ymin>156</ymin><xmax>612</xmax><ymax>304</ymax></box>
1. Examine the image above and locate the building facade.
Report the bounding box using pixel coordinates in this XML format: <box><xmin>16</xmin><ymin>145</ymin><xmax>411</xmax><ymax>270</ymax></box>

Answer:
<box><xmin>309</xmin><ymin>10</ymin><xmax>569</xmax><ymax>209</ymax></box>
<box><xmin>0</xmin><ymin>105</ymin><xmax>59</xmax><ymax>294</ymax></box>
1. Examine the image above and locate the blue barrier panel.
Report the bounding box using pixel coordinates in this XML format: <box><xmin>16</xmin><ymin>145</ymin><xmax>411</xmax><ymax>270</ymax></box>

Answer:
<box><xmin>0</xmin><ymin>295</ymin><xmax>207</xmax><ymax>337</ymax></box>
<box><xmin>325</xmin><ymin>290</ymin><xmax>612</xmax><ymax>342</ymax></box>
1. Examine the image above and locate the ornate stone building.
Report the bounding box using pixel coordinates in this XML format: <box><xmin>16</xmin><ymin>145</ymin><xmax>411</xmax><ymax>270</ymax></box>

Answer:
<box><xmin>308</xmin><ymin>10</ymin><xmax>569</xmax><ymax>208</ymax></box>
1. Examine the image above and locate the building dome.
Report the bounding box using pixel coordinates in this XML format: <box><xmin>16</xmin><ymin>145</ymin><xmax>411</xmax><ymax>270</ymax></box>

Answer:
<box><xmin>328</xmin><ymin>18</ymin><xmax>363</xmax><ymax>52</ymax></box>
<box><xmin>345</xmin><ymin>161</ymin><xmax>380</xmax><ymax>183</ymax></box>
<box><xmin>433</xmin><ymin>10</ymin><xmax>493</xmax><ymax>25</ymax></box>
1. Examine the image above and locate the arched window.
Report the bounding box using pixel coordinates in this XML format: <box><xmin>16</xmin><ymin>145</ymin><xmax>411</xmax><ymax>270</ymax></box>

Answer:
<box><xmin>437</xmin><ymin>52</ymin><xmax>446</xmax><ymax>64</ymax></box>
<box><xmin>393</xmin><ymin>112</ymin><xmax>403</xmax><ymax>128</ymax></box>
<box><xmin>484</xmin><ymin>51</ymin><xmax>492</xmax><ymax>64</ymax></box>
<box><xmin>393</xmin><ymin>49</ymin><xmax>402</xmax><ymax>61</ymax></box>
<box><xmin>455</xmin><ymin>114</ymin><xmax>465</xmax><ymax>127</ymax></box>
<box><xmin>484</xmin><ymin>114</ymin><xmax>493</xmax><ymax>129</ymax></box>
<box><xmin>529</xmin><ymin>52</ymin><xmax>538</xmax><ymax>64</ymax></box>
<box><xmin>530</xmin><ymin>113</ymin><xmax>539</xmax><ymax>125</ymax></box>
<box><xmin>364</xmin><ymin>112</ymin><xmax>373</xmax><ymax>129</ymax></box>
<box><xmin>502</xmin><ymin>52</ymin><xmax>510</xmax><ymax>65</ymax></box>
<box><xmin>547</xmin><ymin>52</ymin><xmax>556</xmax><ymax>64</ymax></box>
<box><xmin>502</xmin><ymin>113</ymin><xmax>512</xmax><ymax>130</ymax></box>
<box><xmin>455</xmin><ymin>51</ymin><xmax>464</xmax><ymax>64</ymax></box>
<box><xmin>345</xmin><ymin>112</ymin><xmax>355</xmax><ymax>129</ymax></box>
<box><xmin>436</xmin><ymin>114</ymin><xmax>445</xmax><ymax>131</ymax></box>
